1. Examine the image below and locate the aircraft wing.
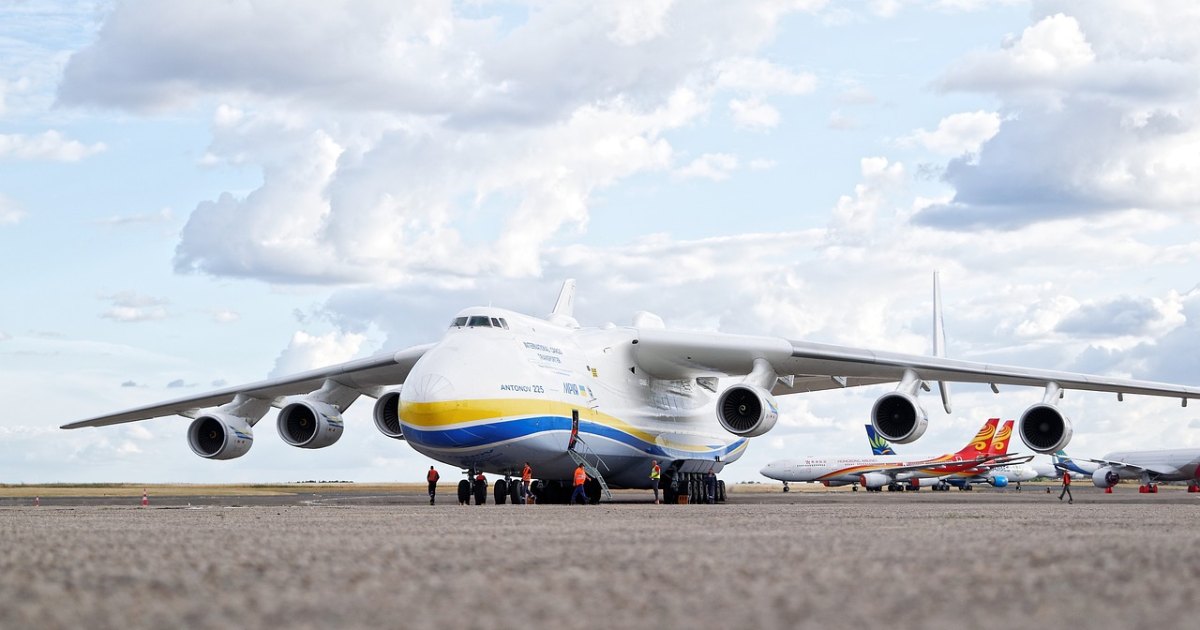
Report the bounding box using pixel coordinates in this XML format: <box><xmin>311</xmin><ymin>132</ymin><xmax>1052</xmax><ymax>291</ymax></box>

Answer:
<box><xmin>61</xmin><ymin>343</ymin><xmax>434</xmax><ymax>429</ymax></box>
<box><xmin>1077</xmin><ymin>457</ymin><xmax>1176</xmax><ymax>477</ymax></box>
<box><xmin>854</xmin><ymin>453</ymin><xmax>1021</xmax><ymax>477</ymax></box>
<box><xmin>631</xmin><ymin>329</ymin><xmax>1200</xmax><ymax>400</ymax></box>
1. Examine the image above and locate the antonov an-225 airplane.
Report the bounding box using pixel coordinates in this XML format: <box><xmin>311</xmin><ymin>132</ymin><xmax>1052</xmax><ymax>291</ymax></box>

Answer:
<box><xmin>63</xmin><ymin>278</ymin><xmax>1200</xmax><ymax>503</ymax></box>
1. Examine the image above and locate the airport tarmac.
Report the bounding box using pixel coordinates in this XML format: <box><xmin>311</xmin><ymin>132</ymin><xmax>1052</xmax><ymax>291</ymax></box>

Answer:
<box><xmin>2</xmin><ymin>484</ymin><xmax>1198</xmax><ymax>629</ymax></box>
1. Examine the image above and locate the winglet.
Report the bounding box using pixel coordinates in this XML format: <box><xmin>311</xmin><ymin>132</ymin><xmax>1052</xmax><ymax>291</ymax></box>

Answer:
<box><xmin>552</xmin><ymin>279</ymin><xmax>576</xmax><ymax>317</ymax></box>
<box><xmin>933</xmin><ymin>271</ymin><xmax>952</xmax><ymax>414</ymax></box>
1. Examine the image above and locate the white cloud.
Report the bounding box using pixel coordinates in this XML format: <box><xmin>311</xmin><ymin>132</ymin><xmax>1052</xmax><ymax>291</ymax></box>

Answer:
<box><xmin>0</xmin><ymin>130</ymin><xmax>106</xmax><ymax>161</ymax></box>
<box><xmin>604</xmin><ymin>0</ymin><xmax>676</xmax><ymax>45</ymax></box>
<box><xmin>715</xmin><ymin>57</ymin><xmax>817</xmax><ymax>95</ymax></box>
<box><xmin>270</xmin><ymin>330</ymin><xmax>366</xmax><ymax>378</ymax></box>
<box><xmin>902</xmin><ymin>110</ymin><xmax>1001</xmax><ymax>155</ymax></box>
<box><xmin>922</xmin><ymin>3</ymin><xmax>1200</xmax><ymax>229</ymax></box>
<box><xmin>99</xmin><ymin>292</ymin><xmax>169</xmax><ymax>323</ymax></box>
<box><xmin>828</xmin><ymin>110</ymin><xmax>859</xmax><ymax>130</ymax></box>
<box><xmin>729</xmin><ymin>97</ymin><xmax>780</xmax><ymax>130</ymax></box>
<box><xmin>0</xmin><ymin>194</ymin><xmax>25</xmax><ymax>225</ymax></box>
<box><xmin>673</xmin><ymin>153</ymin><xmax>740</xmax><ymax>181</ymax></box>
<box><xmin>213</xmin><ymin>309</ymin><xmax>240</xmax><ymax>324</ymax></box>
<box><xmin>94</xmin><ymin>207</ymin><xmax>173</xmax><ymax>227</ymax></box>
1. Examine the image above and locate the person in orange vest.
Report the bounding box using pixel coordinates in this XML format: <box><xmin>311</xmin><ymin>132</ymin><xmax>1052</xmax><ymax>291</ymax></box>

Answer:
<box><xmin>569</xmin><ymin>464</ymin><xmax>589</xmax><ymax>505</ymax></box>
<box><xmin>520</xmin><ymin>462</ymin><xmax>533</xmax><ymax>505</ymax></box>
<box><xmin>650</xmin><ymin>460</ymin><xmax>661</xmax><ymax>504</ymax></box>
<box><xmin>1059</xmin><ymin>470</ymin><xmax>1073</xmax><ymax>504</ymax></box>
<box><xmin>426</xmin><ymin>466</ymin><xmax>440</xmax><ymax>505</ymax></box>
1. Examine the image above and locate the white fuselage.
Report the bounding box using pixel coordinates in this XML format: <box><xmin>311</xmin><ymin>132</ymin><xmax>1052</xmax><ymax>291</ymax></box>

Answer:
<box><xmin>759</xmin><ymin>453</ymin><xmax>978</xmax><ymax>485</ymax></box>
<box><xmin>1100</xmin><ymin>448</ymin><xmax>1200</xmax><ymax>483</ymax></box>
<box><xmin>396</xmin><ymin>307</ymin><xmax>746</xmax><ymax>487</ymax></box>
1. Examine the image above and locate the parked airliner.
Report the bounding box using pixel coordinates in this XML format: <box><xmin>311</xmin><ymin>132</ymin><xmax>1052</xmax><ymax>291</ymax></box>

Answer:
<box><xmin>63</xmin><ymin>277</ymin><xmax>1200</xmax><ymax>502</ymax></box>
<box><xmin>1082</xmin><ymin>449</ymin><xmax>1200</xmax><ymax>493</ymax></box>
<box><xmin>761</xmin><ymin>418</ymin><xmax>1028</xmax><ymax>491</ymax></box>
<box><xmin>865</xmin><ymin>421</ymin><xmax>1038</xmax><ymax>490</ymax></box>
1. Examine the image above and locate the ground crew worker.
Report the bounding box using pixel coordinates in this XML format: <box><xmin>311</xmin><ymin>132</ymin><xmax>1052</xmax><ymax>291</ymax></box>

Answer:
<box><xmin>427</xmin><ymin>466</ymin><xmax>440</xmax><ymax>505</ymax></box>
<box><xmin>650</xmin><ymin>460</ymin><xmax>661</xmax><ymax>504</ymax></box>
<box><xmin>1059</xmin><ymin>470</ymin><xmax>1073</xmax><ymax>504</ymax></box>
<box><xmin>521</xmin><ymin>462</ymin><xmax>532</xmax><ymax>504</ymax></box>
<box><xmin>570</xmin><ymin>464</ymin><xmax>589</xmax><ymax>505</ymax></box>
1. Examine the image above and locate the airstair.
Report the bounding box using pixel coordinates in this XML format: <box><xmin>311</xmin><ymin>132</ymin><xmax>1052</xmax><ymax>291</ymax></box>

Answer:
<box><xmin>567</xmin><ymin>411</ymin><xmax>613</xmax><ymax>501</ymax></box>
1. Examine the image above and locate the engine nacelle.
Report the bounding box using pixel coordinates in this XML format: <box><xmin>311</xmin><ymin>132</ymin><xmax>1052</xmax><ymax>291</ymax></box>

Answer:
<box><xmin>1093</xmin><ymin>467</ymin><xmax>1121</xmax><ymax>488</ymax></box>
<box><xmin>870</xmin><ymin>392</ymin><xmax>929</xmax><ymax>444</ymax></box>
<box><xmin>372</xmin><ymin>390</ymin><xmax>404</xmax><ymax>440</ymax></box>
<box><xmin>277</xmin><ymin>400</ymin><xmax>345</xmax><ymax>449</ymax></box>
<box><xmin>988</xmin><ymin>475</ymin><xmax>1009</xmax><ymax>488</ymax></box>
<box><xmin>715</xmin><ymin>384</ymin><xmax>779</xmax><ymax>437</ymax></box>
<box><xmin>859</xmin><ymin>472</ymin><xmax>891</xmax><ymax>489</ymax></box>
<box><xmin>1017</xmin><ymin>404</ymin><xmax>1073</xmax><ymax>453</ymax></box>
<box><xmin>187</xmin><ymin>413</ymin><xmax>254</xmax><ymax>460</ymax></box>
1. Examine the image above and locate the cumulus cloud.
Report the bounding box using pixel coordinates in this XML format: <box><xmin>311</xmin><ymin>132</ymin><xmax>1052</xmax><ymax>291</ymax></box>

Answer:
<box><xmin>0</xmin><ymin>194</ymin><xmax>25</xmax><ymax>225</ymax></box>
<box><xmin>270</xmin><ymin>330</ymin><xmax>366</xmax><ymax>378</ymax></box>
<box><xmin>920</xmin><ymin>3</ymin><xmax>1200</xmax><ymax>229</ymax></box>
<box><xmin>59</xmin><ymin>2</ymin><xmax>824</xmax><ymax>285</ymax></box>
<box><xmin>99</xmin><ymin>292</ymin><xmax>169</xmax><ymax>322</ymax></box>
<box><xmin>673</xmin><ymin>153</ymin><xmax>739</xmax><ymax>181</ymax></box>
<box><xmin>0</xmin><ymin>130</ymin><xmax>106</xmax><ymax>161</ymax></box>
<box><xmin>94</xmin><ymin>207</ymin><xmax>173</xmax><ymax>227</ymax></box>
<box><xmin>729</xmin><ymin>97</ymin><xmax>780</xmax><ymax>129</ymax></box>
<box><xmin>902</xmin><ymin>110</ymin><xmax>1001</xmax><ymax>155</ymax></box>
<box><xmin>212</xmin><ymin>309</ymin><xmax>240</xmax><ymax>324</ymax></box>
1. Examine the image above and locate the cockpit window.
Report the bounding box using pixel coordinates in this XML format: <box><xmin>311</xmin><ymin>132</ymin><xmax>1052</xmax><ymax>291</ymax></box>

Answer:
<box><xmin>498</xmin><ymin>318</ymin><xmax>509</xmax><ymax>329</ymax></box>
<box><xmin>467</xmin><ymin>315</ymin><xmax>492</xmax><ymax>327</ymax></box>
<box><xmin>490</xmin><ymin>317</ymin><xmax>502</xmax><ymax>328</ymax></box>
<box><xmin>450</xmin><ymin>316</ymin><xmax>468</xmax><ymax>328</ymax></box>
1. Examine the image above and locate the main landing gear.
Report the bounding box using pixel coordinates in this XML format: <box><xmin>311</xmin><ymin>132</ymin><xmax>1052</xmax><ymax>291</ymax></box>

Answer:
<box><xmin>661</xmin><ymin>473</ymin><xmax>726</xmax><ymax>504</ymax></box>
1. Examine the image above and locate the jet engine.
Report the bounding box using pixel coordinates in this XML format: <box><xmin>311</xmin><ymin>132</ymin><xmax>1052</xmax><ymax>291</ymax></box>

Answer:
<box><xmin>372</xmin><ymin>390</ymin><xmax>404</xmax><ymax>440</ymax></box>
<box><xmin>277</xmin><ymin>399</ymin><xmax>345</xmax><ymax>449</ymax></box>
<box><xmin>859</xmin><ymin>472</ymin><xmax>891</xmax><ymax>489</ymax></box>
<box><xmin>1093</xmin><ymin>467</ymin><xmax>1121</xmax><ymax>489</ymax></box>
<box><xmin>187</xmin><ymin>413</ymin><xmax>254</xmax><ymax>460</ymax></box>
<box><xmin>870</xmin><ymin>392</ymin><xmax>929</xmax><ymax>444</ymax></box>
<box><xmin>715</xmin><ymin>384</ymin><xmax>779</xmax><ymax>437</ymax></box>
<box><xmin>988</xmin><ymin>475</ymin><xmax>1009</xmax><ymax>488</ymax></box>
<box><xmin>1017</xmin><ymin>404</ymin><xmax>1073</xmax><ymax>454</ymax></box>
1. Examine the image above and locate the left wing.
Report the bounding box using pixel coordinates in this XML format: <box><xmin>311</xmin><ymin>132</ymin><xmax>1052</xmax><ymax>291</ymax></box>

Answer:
<box><xmin>62</xmin><ymin>343</ymin><xmax>434</xmax><ymax>429</ymax></box>
<box><xmin>1077</xmin><ymin>457</ymin><xmax>1175</xmax><ymax>477</ymax></box>
<box><xmin>631</xmin><ymin>329</ymin><xmax>1200</xmax><ymax>401</ymax></box>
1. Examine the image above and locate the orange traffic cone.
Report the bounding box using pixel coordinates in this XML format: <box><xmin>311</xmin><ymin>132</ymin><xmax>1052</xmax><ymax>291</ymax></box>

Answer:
<box><xmin>141</xmin><ymin>490</ymin><xmax>149</xmax><ymax>507</ymax></box>
<box><xmin>34</xmin><ymin>496</ymin><xmax>40</xmax><ymax>507</ymax></box>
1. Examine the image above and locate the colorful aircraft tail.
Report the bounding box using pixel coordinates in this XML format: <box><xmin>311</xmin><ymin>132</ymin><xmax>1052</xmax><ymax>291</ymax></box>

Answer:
<box><xmin>865</xmin><ymin>424</ymin><xmax>896</xmax><ymax>455</ymax></box>
<box><xmin>954</xmin><ymin>418</ymin><xmax>999</xmax><ymax>458</ymax></box>
<box><xmin>986</xmin><ymin>420</ymin><xmax>1014</xmax><ymax>457</ymax></box>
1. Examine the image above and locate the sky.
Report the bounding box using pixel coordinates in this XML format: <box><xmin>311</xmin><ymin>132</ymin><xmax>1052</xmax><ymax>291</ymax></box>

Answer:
<box><xmin>3</xmin><ymin>0</ymin><xmax>1200</xmax><ymax>484</ymax></box>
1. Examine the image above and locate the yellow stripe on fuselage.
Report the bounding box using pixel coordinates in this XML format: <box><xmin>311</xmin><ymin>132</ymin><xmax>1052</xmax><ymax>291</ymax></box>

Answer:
<box><xmin>399</xmin><ymin>397</ymin><xmax>725</xmax><ymax>454</ymax></box>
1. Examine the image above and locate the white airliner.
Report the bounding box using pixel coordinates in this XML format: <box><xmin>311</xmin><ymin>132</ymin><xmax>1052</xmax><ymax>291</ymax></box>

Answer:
<box><xmin>63</xmin><ymin>278</ymin><xmax>1200</xmax><ymax>502</ymax></box>
<box><xmin>1083</xmin><ymin>449</ymin><xmax>1200</xmax><ymax>493</ymax></box>
<box><xmin>866</xmin><ymin>421</ymin><xmax>1038</xmax><ymax>490</ymax></box>
<box><xmin>760</xmin><ymin>418</ymin><xmax>1030</xmax><ymax>491</ymax></box>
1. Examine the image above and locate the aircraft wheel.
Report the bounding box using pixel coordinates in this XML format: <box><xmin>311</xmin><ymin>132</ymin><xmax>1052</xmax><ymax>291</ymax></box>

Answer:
<box><xmin>457</xmin><ymin>480</ymin><xmax>472</xmax><ymax>505</ymax></box>
<box><xmin>510</xmin><ymin>481</ymin><xmax>522</xmax><ymax>504</ymax></box>
<box><xmin>494</xmin><ymin>479</ymin><xmax>508</xmax><ymax>505</ymax></box>
<box><xmin>717</xmin><ymin>479</ymin><xmax>726</xmax><ymax>503</ymax></box>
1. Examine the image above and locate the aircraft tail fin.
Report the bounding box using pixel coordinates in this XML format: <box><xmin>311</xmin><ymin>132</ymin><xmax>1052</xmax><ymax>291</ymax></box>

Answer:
<box><xmin>955</xmin><ymin>418</ymin><xmax>999</xmax><ymax>458</ymax></box>
<box><xmin>933</xmin><ymin>271</ymin><xmax>952</xmax><ymax>414</ymax></box>
<box><xmin>865</xmin><ymin>424</ymin><xmax>897</xmax><ymax>455</ymax></box>
<box><xmin>986</xmin><ymin>420</ymin><xmax>1014</xmax><ymax>457</ymax></box>
<box><xmin>552</xmin><ymin>279</ymin><xmax>576</xmax><ymax>318</ymax></box>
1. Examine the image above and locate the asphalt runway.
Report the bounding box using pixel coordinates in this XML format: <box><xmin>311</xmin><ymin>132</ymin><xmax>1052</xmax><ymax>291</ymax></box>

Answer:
<box><xmin>3</xmin><ymin>485</ymin><xmax>1198</xmax><ymax>629</ymax></box>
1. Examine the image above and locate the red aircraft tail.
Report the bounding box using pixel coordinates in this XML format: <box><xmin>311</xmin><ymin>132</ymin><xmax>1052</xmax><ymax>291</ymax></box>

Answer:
<box><xmin>986</xmin><ymin>420</ymin><xmax>1014</xmax><ymax>457</ymax></box>
<box><xmin>954</xmin><ymin>418</ymin><xmax>999</xmax><ymax>459</ymax></box>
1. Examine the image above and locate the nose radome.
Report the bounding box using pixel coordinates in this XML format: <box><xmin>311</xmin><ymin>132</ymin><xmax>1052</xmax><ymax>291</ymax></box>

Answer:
<box><xmin>402</xmin><ymin>371</ymin><xmax>457</xmax><ymax>404</ymax></box>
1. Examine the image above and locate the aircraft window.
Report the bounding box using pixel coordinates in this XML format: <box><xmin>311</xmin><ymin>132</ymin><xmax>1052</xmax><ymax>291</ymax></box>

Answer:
<box><xmin>498</xmin><ymin>318</ymin><xmax>509</xmax><ymax>329</ymax></box>
<box><xmin>467</xmin><ymin>316</ymin><xmax>492</xmax><ymax>327</ymax></box>
<box><xmin>450</xmin><ymin>317</ymin><xmax>468</xmax><ymax>328</ymax></box>
<box><xmin>490</xmin><ymin>318</ymin><xmax>502</xmax><ymax>328</ymax></box>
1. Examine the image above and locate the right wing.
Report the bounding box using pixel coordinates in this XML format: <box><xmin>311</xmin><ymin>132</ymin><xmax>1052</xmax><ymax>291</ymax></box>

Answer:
<box><xmin>631</xmin><ymin>328</ymin><xmax>1200</xmax><ymax>401</ymax></box>
<box><xmin>61</xmin><ymin>343</ymin><xmax>434</xmax><ymax>429</ymax></box>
